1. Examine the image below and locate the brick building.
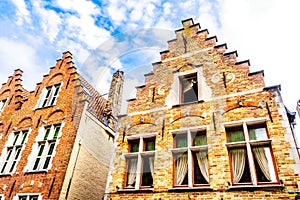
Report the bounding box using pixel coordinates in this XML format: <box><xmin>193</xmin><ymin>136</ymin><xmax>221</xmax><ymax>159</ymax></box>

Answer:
<box><xmin>0</xmin><ymin>51</ymin><xmax>123</xmax><ymax>199</ymax></box>
<box><xmin>107</xmin><ymin>19</ymin><xmax>300</xmax><ymax>199</ymax></box>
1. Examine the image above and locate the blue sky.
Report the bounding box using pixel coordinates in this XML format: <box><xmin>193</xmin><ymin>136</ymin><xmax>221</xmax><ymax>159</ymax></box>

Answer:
<box><xmin>0</xmin><ymin>0</ymin><xmax>300</xmax><ymax>115</ymax></box>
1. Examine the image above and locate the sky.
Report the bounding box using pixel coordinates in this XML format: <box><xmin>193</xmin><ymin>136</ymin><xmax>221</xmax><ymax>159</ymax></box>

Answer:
<box><xmin>0</xmin><ymin>0</ymin><xmax>300</xmax><ymax>117</ymax></box>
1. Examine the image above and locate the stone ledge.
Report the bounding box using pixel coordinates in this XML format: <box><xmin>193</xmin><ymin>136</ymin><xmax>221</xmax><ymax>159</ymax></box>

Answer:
<box><xmin>117</xmin><ymin>188</ymin><xmax>154</xmax><ymax>193</ymax></box>
<box><xmin>168</xmin><ymin>187</ymin><xmax>213</xmax><ymax>192</ymax></box>
<box><xmin>228</xmin><ymin>184</ymin><xmax>284</xmax><ymax>191</ymax></box>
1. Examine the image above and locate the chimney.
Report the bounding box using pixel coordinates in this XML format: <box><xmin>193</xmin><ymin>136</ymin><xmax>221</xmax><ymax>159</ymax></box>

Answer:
<box><xmin>108</xmin><ymin>70</ymin><xmax>124</xmax><ymax>118</ymax></box>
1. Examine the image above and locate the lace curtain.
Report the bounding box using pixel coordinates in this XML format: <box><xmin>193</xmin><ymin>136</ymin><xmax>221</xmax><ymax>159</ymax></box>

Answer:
<box><xmin>253</xmin><ymin>147</ymin><xmax>271</xmax><ymax>181</ymax></box>
<box><xmin>175</xmin><ymin>154</ymin><xmax>188</xmax><ymax>185</ymax></box>
<box><xmin>196</xmin><ymin>151</ymin><xmax>209</xmax><ymax>182</ymax></box>
<box><xmin>231</xmin><ymin>149</ymin><xmax>246</xmax><ymax>183</ymax></box>
<box><xmin>127</xmin><ymin>158</ymin><xmax>137</xmax><ymax>187</ymax></box>
<box><xmin>149</xmin><ymin>156</ymin><xmax>154</xmax><ymax>178</ymax></box>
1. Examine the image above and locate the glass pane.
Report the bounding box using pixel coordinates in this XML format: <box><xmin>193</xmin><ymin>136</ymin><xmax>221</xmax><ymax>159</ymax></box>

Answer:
<box><xmin>13</xmin><ymin>133</ymin><xmax>20</xmax><ymax>145</ymax></box>
<box><xmin>180</xmin><ymin>73</ymin><xmax>198</xmax><ymax>103</ymax></box>
<box><xmin>54</xmin><ymin>125</ymin><xmax>61</xmax><ymax>138</ymax></box>
<box><xmin>44</xmin><ymin>128</ymin><xmax>51</xmax><ymax>140</ymax></box>
<box><xmin>33</xmin><ymin>158</ymin><xmax>40</xmax><ymax>170</ymax></box>
<box><xmin>175</xmin><ymin>134</ymin><xmax>187</xmax><ymax>148</ymax></box>
<box><xmin>193</xmin><ymin>131</ymin><xmax>207</xmax><ymax>146</ymax></box>
<box><xmin>129</xmin><ymin>141</ymin><xmax>139</xmax><ymax>152</ymax></box>
<box><xmin>141</xmin><ymin>156</ymin><xmax>154</xmax><ymax>186</ymax></box>
<box><xmin>21</xmin><ymin>131</ymin><xmax>28</xmax><ymax>144</ymax></box>
<box><xmin>14</xmin><ymin>148</ymin><xmax>21</xmax><ymax>159</ymax></box>
<box><xmin>9</xmin><ymin>161</ymin><xmax>16</xmax><ymax>172</ymax></box>
<box><xmin>249</xmin><ymin>126</ymin><xmax>268</xmax><ymax>140</ymax></box>
<box><xmin>43</xmin><ymin>156</ymin><xmax>51</xmax><ymax>169</ymax></box>
<box><xmin>48</xmin><ymin>143</ymin><xmax>55</xmax><ymax>155</ymax></box>
<box><xmin>50</xmin><ymin>97</ymin><xmax>56</xmax><ymax>106</ymax></box>
<box><xmin>230</xmin><ymin>148</ymin><xmax>251</xmax><ymax>183</ymax></box>
<box><xmin>30</xmin><ymin>196</ymin><xmax>38</xmax><ymax>200</ymax></box>
<box><xmin>5</xmin><ymin>149</ymin><xmax>12</xmax><ymax>160</ymax></box>
<box><xmin>193</xmin><ymin>151</ymin><xmax>209</xmax><ymax>184</ymax></box>
<box><xmin>227</xmin><ymin>128</ymin><xmax>244</xmax><ymax>142</ymax></box>
<box><xmin>53</xmin><ymin>85</ymin><xmax>60</xmax><ymax>96</ymax></box>
<box><xmin>1</xmin><ymin>162</ymin><xmax>7</xmax><ymax>173</ymax></box>
<box><xmin>38</xmin><ymin>144</ymin><xmax>45</xmax><ymax>156</ymax></box>
<box><xmin>252</xmin><ymin>146</ymin><xmax>277</xmax><ymax>182</ymax></box>
<box><xmin>145</xmin><ymin>140</ymin><xmax>155</xmax><ymax>151</ymax></box>
<box><xmin>174</xmin><ymin>153</ymin><xmax>188</xmax><ymax>185</ymax></box>
<box><xmin>19</xmin><ymin>196</ymin><xmax>27</xmax><ymax>200</ymax></box>
<box><xmin>126</xmin><ymin>158</ymin><xmax>138</xmax><ymax>187</ymax></box>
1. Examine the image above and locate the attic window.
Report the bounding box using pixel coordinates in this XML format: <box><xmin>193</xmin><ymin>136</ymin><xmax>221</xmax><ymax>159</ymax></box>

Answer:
<box><xmin>0</xmin><ymin>99</ymin><xmax>7</xmax><ymax>113</ymax></box>
<box><xmin>179</xmin><ymin>73</ymin><xmax>198</xmax><ymax>103</ymax></box>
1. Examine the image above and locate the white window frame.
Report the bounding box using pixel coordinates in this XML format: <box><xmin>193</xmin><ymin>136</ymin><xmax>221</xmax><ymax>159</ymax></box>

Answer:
<box><xmin>0</xmin><ymin>129</ymin><xmax>30</xmax><ymax>175</ymax></box>
<box><xmin>0</xmin><ymin>99</ymin><xmax>7</xmax><ymax>113</ymax></box>
<box><xmin>0</xmin><ymin>194</ymin><xmax>4</xmax><ymax>200</ymax></box>
<box><xmin>170</xmin><ymin>126</ymin><xmax>209</xmax><ymax>187</ymax></box>
<box><xmin>13</xmin><ymin>193</ymin><xmax>41</xmax><ymax>200</ymax></box>
<box><xmin>173</xmin><ymin>68</ymin><xmax>210</xmax><ymax>105</ymax></box>
<box><xmin>224</xmin><ymin>118</ymin><xmax>278</xmax><ymax>186</ymax></box>
<box><xmin>36</xmin><ymin>83</ymin><xmax>61</xmax><ymax>108</ymax></box>
<box><xmin>124</xmin><ymin>132</ymin><xmax>157</xmax><ymax>189</ymax></box>
<box><xmin>25</xmin><ymin>123</ymin><xmax>63</xmax><ymax>172</ymax></box>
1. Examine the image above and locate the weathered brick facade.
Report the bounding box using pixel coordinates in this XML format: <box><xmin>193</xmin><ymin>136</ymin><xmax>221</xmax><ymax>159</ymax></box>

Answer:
<box><xmin>107</xmin><ymin>19</ymin><xmax>300</xmax><ymax>199</ymax></box>
<box><xmin>0</xmin><ymin>52</ymin><xmax>121</xmax><ymax>199</ymax></box>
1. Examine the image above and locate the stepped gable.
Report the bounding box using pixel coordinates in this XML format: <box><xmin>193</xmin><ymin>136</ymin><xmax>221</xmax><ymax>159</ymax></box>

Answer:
<box><xmin>0</xmin><ymin>69</ymin><xmax>30</xmax><ymax>110</ymax></box>
<box><xmin>127</xmin><ymin>18</ymin><xmax>265</xmax><ymax>113</ymax></box>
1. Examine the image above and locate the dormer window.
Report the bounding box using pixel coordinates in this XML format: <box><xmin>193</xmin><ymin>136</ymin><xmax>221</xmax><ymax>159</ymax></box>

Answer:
<box><xmin>37</xmin><ymin>83</ymin><xmax>61</xmax><ymax>108</ymax></box>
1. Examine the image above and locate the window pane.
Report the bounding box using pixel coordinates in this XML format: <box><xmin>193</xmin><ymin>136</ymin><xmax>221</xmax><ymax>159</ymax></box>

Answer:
<box><xmin>21</xmin><ymin>131</ymin><xmax>28</xmax><ymax>144</ymax></box>
<box><xmin>38</xmin><ymin>144</ymin><xmax>45</xmax><ymax>156</ymax></box>
<box><xmin>180</xmin><ymin>73</ymin><xmax>198</xmax><ymax>103</ymax></box>
<box><xmin>227</xmin><ymin>128</ymin><xmax>244</xmax><ymax>142</ymax></box>
<box><xmin>43</xmin><ymin>156</ymin><xmax>51</xmax><ymax>169</ymax></box>
<box><xmin>229</xmin><ymin>148</ymin><xmax>251</xmax><ymax>183</ymax></box>
<box><xmin>13</xmin><ymin>133</ymin><xmax>20</xmax><ymax>145</ymax></box>
<box><xmin>19</xmin><ymin>196</ymin><xmax>27</xmax><ymax>200</ymax></box>
<box><xmin>192</xmin><ymin>131</ymin><xmax>207</xmax><ymax>146</ymax></box>
<box><xmin>252</xmin><ymin>146</ymin><xmax>277</xmax><ymax>182</ymax></box>
<box><xmin>53</xmin><ymin>125</ymin><xmax>61</xmax><ymax>138</ymax></box>
<box><xmin>141</xmin><ymin>156</ymin><xmax>154</xmax><ymax>186</ymax></box>
<box><xmin>174</xmin><ymin>153</ymin><xmax>188</xmax><ymax>185</ymax></box>
<box><xmin>249</xmin><ymin>126</ymin><xmax>268</xmax><ymax>140</ymax></box>
<box><xmin>126</xmin><ymin>158</ymin><xmax>138</xmax><ymax>187</ymax></box>
<box><xmin>175</xmin><ymin>134</ymin><xmax>187</xmax><ymax>148</ymax></box>
<box><xmin>33</xmin><ymin>158</ymin><xmax>40</xmax><ymax>170</ymax></box>
<box><xmin>145</xmin><ymin>139</ymin><xmax>155</xmax><ymax>151</ymax></box>
<box><xmin>193</xmin><ymin>151</ymin><xmax>209</xmax><ymax>184</ymax></box>
<box><xmin>129</xmin><ymin>140</ymin><xmax>139</xmax><ymax>152</ymax></box>
<box><xmin>44</xmin><ymin>128</ymin><xmax>51</xmax><ymax>140</ymax></box>
<box><xmin>30</xmin><ymin>196</ymin><xmax>38</xmax><ymax>200</ymax></box>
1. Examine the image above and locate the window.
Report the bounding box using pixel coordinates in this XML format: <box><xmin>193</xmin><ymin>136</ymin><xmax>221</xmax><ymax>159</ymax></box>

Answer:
<box><xmin>172</xmin><ymin>128</ymin><xmax>209</xmax><ymax>187</ymax></box>
<box><xmin>179</xmin><ymin>73</ymin><xmax>198</xmax><ymax>103</ymax></box>
<box><xmin>125</xmin><ymin>136</ymin><xmax>155</xmax><ymax>189</ymax></box>
<box><xmin>38</xmin><ymin>83</ymin><xmax>61</xmax><ymax>108</ymax></box>
<box><xmin>0</xmin><ymin>194</ymin><xmax>3</xmax><ymax>199</ymax></box>
<box><xmin>0</xmin><ymin>99</ymin><xmax>6</xmax><ymax>113</ymax></box>
<box><xmin>16</xmin><ymin>194</ymin><xmax>40</xmax><ymax>200</ymax></box>
<box><xmin>226</xmin><ymin>122</ymin><xmax>278</xmax><ymax>185</ymax></box>
<box><xmin>31</xmin><ymin>124</ymin><xmax>61</xmax><ymax>171</ymax></box>
<box><xmin>0</xmin><ymin>130</ymin><xmax>28</xmax><ymax>174</ymax></box>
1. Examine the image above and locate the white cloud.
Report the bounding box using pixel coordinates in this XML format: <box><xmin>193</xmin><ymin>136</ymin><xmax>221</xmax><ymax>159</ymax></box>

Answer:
<box><xmin>31</xmin><ymin>1</ymin><xmax>62</xmax><ymax>43</ymax></box>
<box><xmin>11</xmin><ymin>0</ymin><xmax>31</xmax><ymax>25</ymax></box>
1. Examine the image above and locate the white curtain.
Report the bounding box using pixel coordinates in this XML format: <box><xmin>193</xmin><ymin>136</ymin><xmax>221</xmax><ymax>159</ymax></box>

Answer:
<box><xmin>175</xmin><ymin>153</ymin><xmax>188</xmax><ymax>185</ymax></box>
<box><xmin>127</xmin><ymin>158</ymin><xmax>137</xmax><ymax>187</ymax></box>
<box><xmin>231</xmin><ymin>149</ymin><xmax>246</xmax><ymax>183</ymax></box>
<box><xmin>196</xmin><ymin>151</ymin><xmax>209</xmax><ymax>183</ymax></box>
<box><xmin>149</xmin><ymin>156</ymin><xmax>154</xmax><ymax>178</ymax></box>
<box><xmin>253</xmin><ymin>147</ymin><xmax>271</xmax><ymax>181</ymax></box>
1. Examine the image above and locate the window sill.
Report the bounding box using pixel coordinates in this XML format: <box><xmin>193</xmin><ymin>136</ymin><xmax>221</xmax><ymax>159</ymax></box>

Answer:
<box><xmin>168</xmin><ymin>186</ymin><xmax>213</xmax><ymax>192</ymax></box>
<box><xmin>34</xmin><ymin>105</ymin><xmax>55</xmax><ymax>110</ymax></box>
<box><xmin>25</xmin><ymin>170</ymin><xmax>48</xmax><ymax>174</ymax></box>
<box><xmin>118</xmin><ymin>188</ymin><xmax>154</xmax><ymax>193</ymax></box>
<box><xmin>0</xmin><ymin>173</ymin><xmax>12</xmax><ymax>177</ymax></box>
<box><xmin>172</xmin><ymin>100</ymin><xmax>205</xmax><ymax>108</ymax></box>
<box><xmin>228</xmin><ymin>184</ymin><xmax>284</xmax><ymax>191</ymax></box>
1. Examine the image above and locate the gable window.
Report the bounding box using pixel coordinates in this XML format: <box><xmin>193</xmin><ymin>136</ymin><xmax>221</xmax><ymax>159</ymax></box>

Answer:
<box><xmin>30</xmin><ymin>124</ymin><xmax>61</xmax><ymax>171</ymax></box>
<box><xmin>0</xmin><ymin>130</ymin><xmax>28</xmax><ymax>174</ymax></box>
<box><xmin>0</xmin><ymin>99</ymin><xmax>7</xmax><ymax>113</ymax></box>
<box><xmin>171</xmin><ymin>128</ymin><xmax>209</xmax><ymax>187</ymax></box>
<box><xmin>225</xmin><ymin>121</ymin><xmax>278</xmax><ymax>185</ymax></box>
<box><xmin>179</xmin><ymin>73</ymin><xmax>198</xmax><ymax>103</ymax></box>
<box><xmin>125</xmin><ymin>135</ymin><xmax>156</xmax><ymax>189</ymax></box>
<box><xmin>37</xmin><ymin>83</ymin><xmax>61</xmax><ymax>108</ymax></box>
